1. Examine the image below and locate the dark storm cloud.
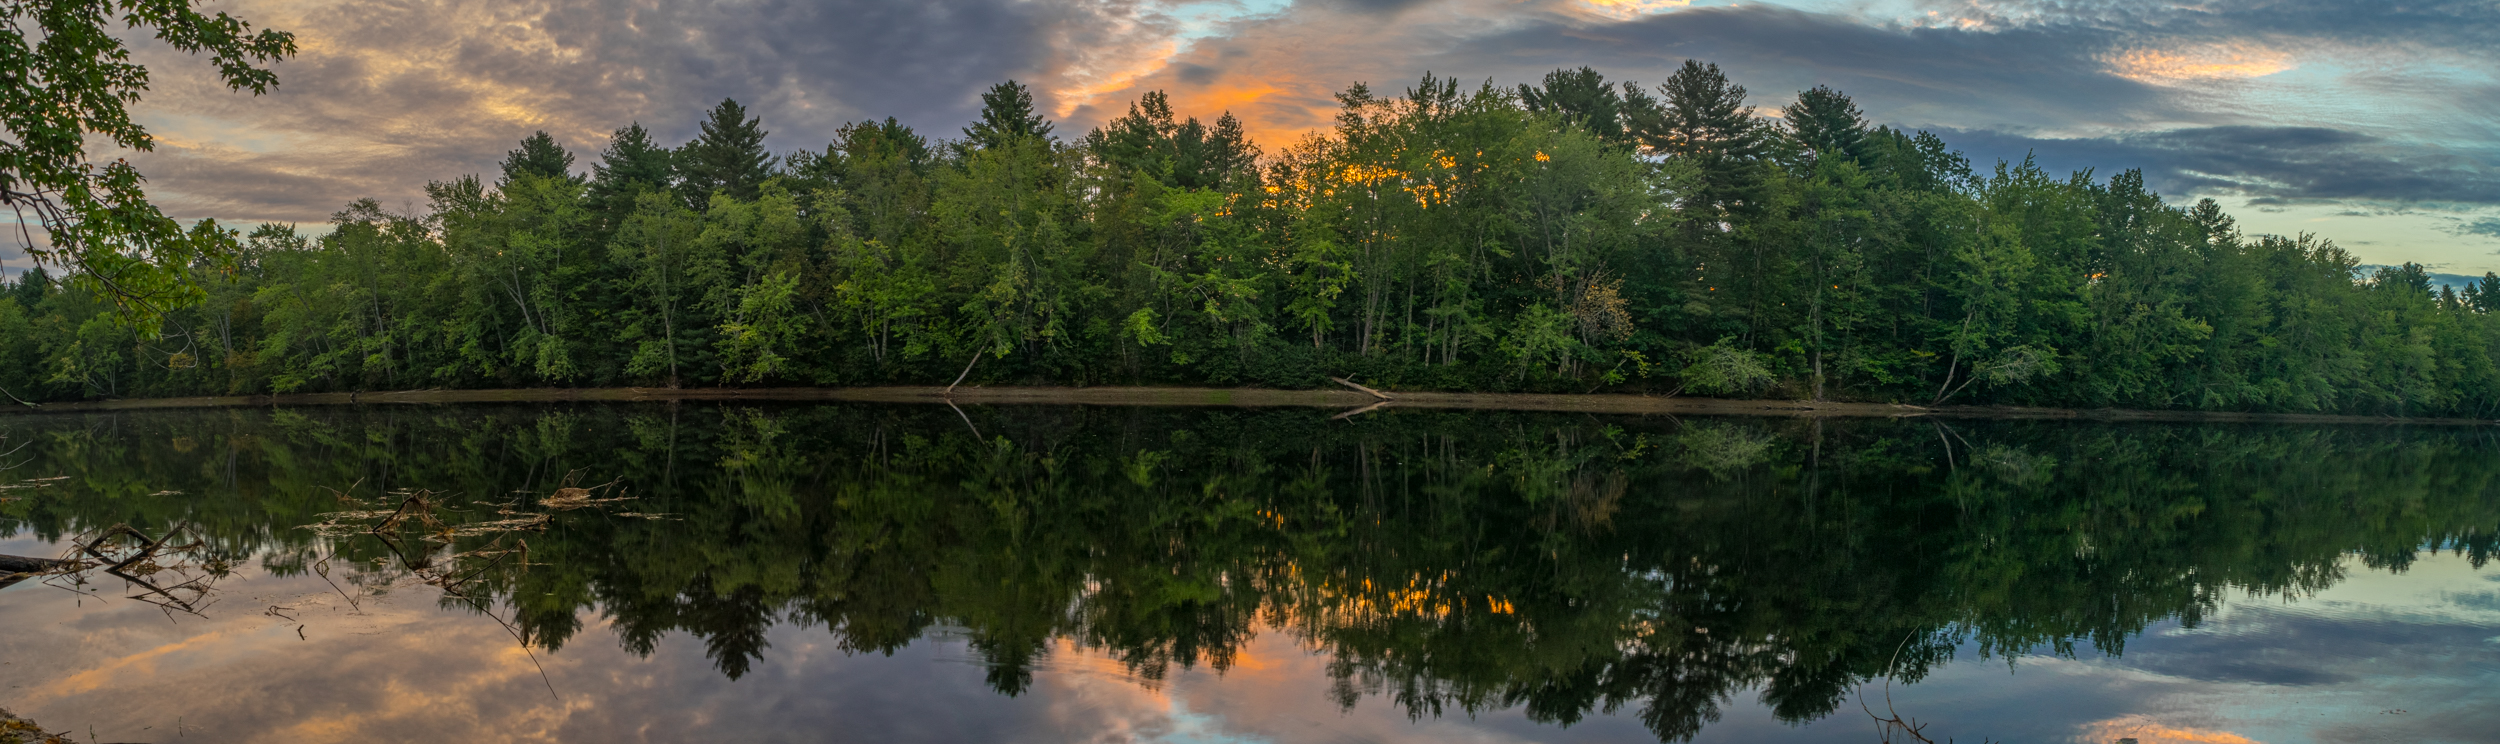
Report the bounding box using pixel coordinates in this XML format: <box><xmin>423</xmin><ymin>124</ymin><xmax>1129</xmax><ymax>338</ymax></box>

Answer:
<box><xmin>1937</xmin><ymin>125</ymin><xmax>2500</xmax><ymax>204</ymax></box>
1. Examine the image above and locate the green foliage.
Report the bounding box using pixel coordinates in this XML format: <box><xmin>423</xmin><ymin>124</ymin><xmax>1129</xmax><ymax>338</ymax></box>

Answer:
<box><xmin>1678</xmin><ymin>339</ymin><xmax>1775</xmax><ymax>395</ymax></box>
<box><xmin>9</xmin><ymin>67</ymin><xmax>2500</xmax><ymax>416</ymax></box>
<box><xmin>961</xmin><ymin>80</ymin><xmax>1055</xmax><ymax>151</ymax></box>
<box><xmin>499</xmin><ymin>130</ymin><xmax>581</xmax><ymax>187</ymax></box>
<box><xmin>677</xmin><ymin>98</ymin><xmax>776</xmax><ymax>204</ymax></box>
<box><xmin>1</xmin><ymin>0</ymin><xmax>295</xmax><ymax>328</ymax></box>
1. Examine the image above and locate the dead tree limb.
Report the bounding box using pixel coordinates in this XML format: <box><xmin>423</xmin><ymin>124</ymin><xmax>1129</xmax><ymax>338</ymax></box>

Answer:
<box><xmin>945</xmin><ymin>349</ymin><xmax>985</xmax><ymax>397</ymax></box>
<box><xmin>1330</xmin><ymin>376</ymin><xmax>1393</xmax><ymax>401</ymax></box>
<box><xmin>0</xmin><ymin>554</ymin><xmax>72</xmax><ymax>574</ymax></box>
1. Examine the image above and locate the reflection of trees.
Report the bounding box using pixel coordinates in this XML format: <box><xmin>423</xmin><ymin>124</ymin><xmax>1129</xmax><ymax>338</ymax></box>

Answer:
<box><xmin>5</xmin><ymin>406</ymin><xmax>2500</xmax><ymax>741</ymax></box>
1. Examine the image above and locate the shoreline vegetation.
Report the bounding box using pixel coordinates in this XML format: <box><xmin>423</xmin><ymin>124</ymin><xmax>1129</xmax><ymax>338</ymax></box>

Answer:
<box><xmin>11</xmin><ymin>66</ymin><xmax>2500</xmax><ymax>418</ymax></box>
<box><xmin>3</xmin><ymin>384</ymin><xmax>2488</xmax><ymax>426</ymax></box>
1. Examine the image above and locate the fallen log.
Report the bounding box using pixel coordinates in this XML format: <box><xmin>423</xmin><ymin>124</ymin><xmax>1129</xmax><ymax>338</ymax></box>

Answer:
<box><xmin>0</xmin><ymin>554</ymin><xmax>72</xmax><ymax>574</ymax></box>
<box><xmin>1329</xmin><ymin>377</ymin><xmax>1394</xmax><ymax>401</ymax></box>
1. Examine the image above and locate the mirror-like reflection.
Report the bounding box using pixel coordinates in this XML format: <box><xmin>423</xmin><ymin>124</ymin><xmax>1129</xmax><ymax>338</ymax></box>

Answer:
<box><xmin>2</xmin><ymin>405</ymin><xmax>2497</xmax><ymax>743</ymax></box>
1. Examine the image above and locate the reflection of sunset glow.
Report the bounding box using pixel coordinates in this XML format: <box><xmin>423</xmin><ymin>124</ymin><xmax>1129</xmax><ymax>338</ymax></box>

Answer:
<box><xmin>1579</xmin><ymin>0</ymin><xmax>1693</xmax><ymax>21</ymax></box>
<box><xmin>2082</xmin><ymin>715</ymin><xmax>2262</xmax><ymax>744</ymax></box>
<box><xmin>2105</xmin><ymin>42</ymin><xmax>2295</xmax><ymax>84</ymax></box>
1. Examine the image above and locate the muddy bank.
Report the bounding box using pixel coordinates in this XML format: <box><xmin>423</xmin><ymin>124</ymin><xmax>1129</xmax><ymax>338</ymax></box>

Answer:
<box><xmin>0</xmin><ymin>385</ymin><xmax>2487</xmax><ymax>425</ymax></box>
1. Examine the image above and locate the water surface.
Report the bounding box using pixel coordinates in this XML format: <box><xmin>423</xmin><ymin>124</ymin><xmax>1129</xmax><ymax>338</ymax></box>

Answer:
<box><xmin>1</xmin><ymin>404</ymin><xmax>2496</xmax><ymax>743</ymax></box>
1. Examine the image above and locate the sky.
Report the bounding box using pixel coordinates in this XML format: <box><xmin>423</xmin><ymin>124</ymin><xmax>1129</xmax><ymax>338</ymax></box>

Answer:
<box><xmin>10</xmin><ymin>0</ymin><xmax>2500</xmax><ymax>277</ymax></box>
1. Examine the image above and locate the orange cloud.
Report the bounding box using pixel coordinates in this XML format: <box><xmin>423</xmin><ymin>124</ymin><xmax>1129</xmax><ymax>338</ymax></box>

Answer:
<box><xmin>1577</xmin><ymin>0</ymin><xmax>1693</xmax><ymax>21</ymax></box>
<box><xmin>2081</xmin><ymin>714</ymin><xmax>2264</xmax><ymax>744</ymax></box>
<box><xmin>2105</xmin><ymin>42</ymin><xmax>2296</xmax><ymax>84</ymax></box>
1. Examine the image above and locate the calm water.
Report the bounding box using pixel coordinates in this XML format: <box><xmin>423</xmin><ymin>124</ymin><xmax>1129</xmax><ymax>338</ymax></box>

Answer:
<box><xmin>1</xmin><ymin>404</ymin><xmax>2496</xmax><ymax>743</ymax></box>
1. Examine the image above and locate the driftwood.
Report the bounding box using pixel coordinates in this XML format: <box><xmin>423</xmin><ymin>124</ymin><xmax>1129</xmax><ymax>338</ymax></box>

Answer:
<box><xmin>1329</xmin><ymin>377</ymin><xmax>1394</xmax><ymax>401</ymax></box>
<box><xmin>0</xmin><ymin>554</ymin><xmax>71</xmax><ymax>574</ymax></box>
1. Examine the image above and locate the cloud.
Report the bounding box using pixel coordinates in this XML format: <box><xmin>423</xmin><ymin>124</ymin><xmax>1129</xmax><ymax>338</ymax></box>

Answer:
<box><xmin>2102</xmin><ymin>41</ymin><xmax>2296</xmax><ymax>84</ymax></box>
<box><xmin>1076</xmin><ymin>1</ymin><xmax>2191</xmax><ymax>151</ymax></box>
<box><xmin>1939</xmin><ymin>126</ymin><xmax>2500</xmax><ymax>205</ymax></box>
<box><xmin>1913</xmin><ymin>0</ymin><xmax>2500</xmax><ymax>53</ymax></box>
<box><xmin>80</xmin><ymin>0</ymin><xmax>2500</xmax><ymax>265</ymax></box>
<box><xmin>114</xmin><ymin>0</ymin><xmax>1180</xmax><ymax>225</ymax></box>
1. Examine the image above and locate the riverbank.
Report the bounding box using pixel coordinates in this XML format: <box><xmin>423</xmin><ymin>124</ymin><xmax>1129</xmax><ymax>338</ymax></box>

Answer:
<box><xmin>1</xmin><ymin>385</ymin><xmax>2488</xmax><ymax>425</ymax></box>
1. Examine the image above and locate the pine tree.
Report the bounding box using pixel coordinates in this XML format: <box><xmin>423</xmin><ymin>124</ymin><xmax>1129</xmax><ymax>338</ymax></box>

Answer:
<box><xmin>1782</xmin><ymin>86</ymin><xmax>1868</xmax><ymax>166</ymax></box>
<box><xmin>1085</xmin><ymin>92</ymin><xmax>1255</xmax><ymax>189</ymax></box>
<box><xmin>500</xmin><ymin>131</ymin><xmax>581</xmax><ymax>187</ymax></box>
<box><xmin>1518</xmin><ymin>67</ymin><xmax>1638</xmax><ymax>147</ymax></box>
<box><xmin>9</xmin><ymin>265</ymin><xmax>48</xmax><ymax>308</ymax></box>
<box><xmin>1193</xmin><ymin>112</ymin><xmax>1258</xmax><ymax>186</ymax></box>
<box><xmin>677</xmin><ymin>98</ymin><xmax>777</xmax><ymax>204</ymax></box>
<box><xmin>963</xmin><ymin>80</ymin><xmax>1055</xmax><ymax>151</ymax></box>
<box><xmin>588</xmin><ymin>123</ymin><xmax>676</xmax><ymax>222</ymax></box>
<box><xmin>1640</xmin><ymin>60</ymin><xmax>1768</xmax><ymax>222</ymax></box>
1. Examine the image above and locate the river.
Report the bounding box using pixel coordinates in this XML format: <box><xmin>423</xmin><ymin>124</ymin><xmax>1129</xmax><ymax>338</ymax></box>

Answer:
<box><xmin>1</xmin><ymin>404</ymin><xmax>2494</xmax><ymax>743</ymax></box>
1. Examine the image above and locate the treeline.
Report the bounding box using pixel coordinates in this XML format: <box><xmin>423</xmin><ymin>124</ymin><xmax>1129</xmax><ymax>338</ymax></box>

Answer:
<box><xmin>8</xmin><ymin>406</ymin><xmax>2500</xmax><ymax>740</ymax></box>
<box><xmin>8</xmin><ymin>63</ymin><xmax>2500</xmax><ymax>414</ymax></box>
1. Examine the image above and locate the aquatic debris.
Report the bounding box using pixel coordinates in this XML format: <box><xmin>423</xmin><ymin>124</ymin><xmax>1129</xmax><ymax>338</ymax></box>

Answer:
<box><xmin>0</xmin><ymin>553</ymin><xmax>72</xmax><ymax>591</ymax></box>
<box><xmin>35</xmin><ymin>522</ymin><xmax>232</xmax><ymax>618</ymax></box>
<box><xmin>1860</xmin><ymin>633</ymin><xmax>1998</xmax><ymax>744</ymax></box>
<box><xmin>0</xmin><ymin>475</ymin><xmax>67</xmax><ymax>492</ymax></box>
<box><xmin>0</xmin><ymin>708</ymin><xmax>72</xmax><ymax>744</ymax></box>
<box><xmin>534</xmin><ymin>470</ymin><xmax>630</xmax><ymax>510</ymax></box>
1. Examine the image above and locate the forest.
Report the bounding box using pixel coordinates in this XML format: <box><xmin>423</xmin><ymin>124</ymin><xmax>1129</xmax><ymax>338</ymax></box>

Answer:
<box><xmin>8</xmin><ymin>62</ymin><xmax>2500</xmax><ymax>415</ymax></box>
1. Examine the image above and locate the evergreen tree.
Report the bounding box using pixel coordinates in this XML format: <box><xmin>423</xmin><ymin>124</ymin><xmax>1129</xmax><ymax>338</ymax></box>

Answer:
<box><xmin>1084</xmin><ymin>92</ymin><xmax>1254</xmax><ymax>189</ymax></box>
<box><xmin>587</xmin><ymin>123</ymin><xmax>676</xmax><ymax>224</ymax></box>
<box><xmin>1782</xmin><ymin>86</ymin><xmax>1869</xmax><ymax>166</ymax></box>
<box><xmin>1518</xmin><ymin>67</ymin><xmax>1639</xmax><ymax>147</ymax></box>
<box><xmin>962</xmin><ymin>80</ymin><xmax>1055</xmax><ymax>150</ymax></box>
<box><xmin>1639</xmin><ymin>60</ymin><xmax>1769</xmax><ymax>221</ymax></box>
<box><xmin>677</xmin><ymin>98</ymin><xmax>777</xmax><ymax>204</ymax></box>
<box><xmin>11</xmin><ymin>265</ymin><xmax>50</xmax><ymax>308</ymax></box>
<box><xmin>500</xmin><ymin>131</ymin><xmax>581</xmax><ymax>187</ymax></box>
<box><xmin>2470</xmin><ymin>272</ymin><xmax>2500</xmax><ymax>313</ymax></box>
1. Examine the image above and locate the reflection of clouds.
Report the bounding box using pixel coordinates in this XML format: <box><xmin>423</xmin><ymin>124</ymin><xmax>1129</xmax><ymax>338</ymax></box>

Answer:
<box><xmin>1</xmin><ymin>567</ymin><xmax>598</xmax><ymax>743</ymax></box>
<box><xmin>2078</xmin><ymin>715</ymin><xmax>2259</xmax><ymax>744</ymax></box>
<box><xmin>2</xmin><ymin>548</ymin><xmax>2495</xmax><ymax>743</ymax></box>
